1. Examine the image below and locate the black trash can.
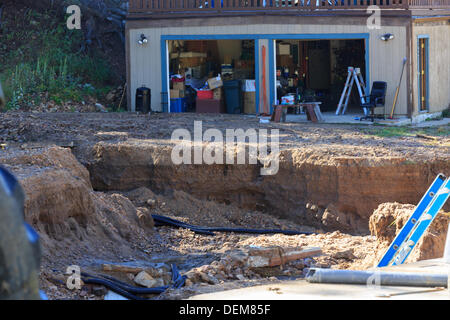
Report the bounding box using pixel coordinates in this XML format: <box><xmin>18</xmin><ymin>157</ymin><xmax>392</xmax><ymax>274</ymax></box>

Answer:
<box><xmin>136</xmin><ymin>86</ymin><xmax>151</xmax><ymax>113</ymax></box>
<box><xmin>223</xmin><ymin>80</ymin><xmax>242</xmax><ymax>114</ymax></box>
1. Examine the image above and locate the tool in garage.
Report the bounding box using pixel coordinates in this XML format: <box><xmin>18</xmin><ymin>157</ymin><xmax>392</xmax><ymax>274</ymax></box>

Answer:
<box><xmin>261</xmin><ymin>45</ymin><xmax>270</xmax><ymax>115</ymax></box>
<box><xmin>388</xmin><ymin>57</ymin><xmax>407</xmax><ymax>119</ymax></box>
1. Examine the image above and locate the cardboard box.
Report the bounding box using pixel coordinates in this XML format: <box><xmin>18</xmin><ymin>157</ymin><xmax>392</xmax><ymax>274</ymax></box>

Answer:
<box><xmin>224</xmin><ymin>55</ymin><xmax>233</xmax><ymax>65</ymax></box>
<box><xmin>213</xmin><ymin>88</ymin><xmax>223</xmax><ymax>100</ymax></box>
<box><xmin>243</xmin><ymin>92</ymin><xmax>256</xmax><ymax>114</ymax></box>
<box><xmin>278</xmin><ymin>43</ymin><xmax>291</xmax><ymax>55</ymax></box>
<box><xmin>278</xmin><ymin>55</ymin><xmax>293</xmax><ymax>67</ymax></box>
<box><xmin>179</xmin><ymin>57</ymin><xmax>205</xmax><ymax>68</ymax></box>
<box><xmin>171</xmin><ymin>52</ymin><xmax>207</xmax><ymax>59</ymax></box>
<box><xmin>242</xmin><ymin>80</ymin><xmax>256</xmax><ymax>92</ymax></box>
<box><xmin>207</xmin><ymin>76</ymin><xmax>223</xmax><ymax>90</ymax></box>
<box><xmin>170</xmin><ymin>89</ymin><xmax>185</xmax><ymax>99</ymax></box>
<box><xmin>173</xmin><ymin>81</ymin><xmax>185</xmax><ymax>91</ymax></box>
<box><xmin>196</xmin><ymin>98</ymin><xmax>225</xmax><ymax>114</ymax></box>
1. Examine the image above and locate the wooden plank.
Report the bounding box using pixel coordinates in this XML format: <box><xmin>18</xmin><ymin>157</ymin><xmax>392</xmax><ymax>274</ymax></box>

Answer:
<box><xmin>271</xmin><ymin>105</ymin><xmax>284</xmax><ymax>123</ymax></box>
<box><xmin>306</xmin><ymin>104</ymin><xmax>318</xmax><ymax>123</ymax></box>
<box><xmin>247</xmin><ymin>246</ymin><xmax>323</xmax><ymax>268</ymax></box>
<box><xmin>102</xmin><ymin>264</ymin><xmax>146</xmax><ymax>273</ymax></box>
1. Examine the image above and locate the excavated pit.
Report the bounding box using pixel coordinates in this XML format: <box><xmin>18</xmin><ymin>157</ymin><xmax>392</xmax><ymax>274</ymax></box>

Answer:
<box><xmin>83</xmin><ymin>140</ymin><xmax>450</xmax><ymax>234</ymax></box>
<box><xmin>0</xmin><ymin>112</ymin><xmax>449</xmax><ymax>299</ymax></box>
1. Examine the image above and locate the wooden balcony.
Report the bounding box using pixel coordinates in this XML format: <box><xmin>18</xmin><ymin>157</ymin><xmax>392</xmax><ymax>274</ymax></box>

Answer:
<box><xmin>128</xmin><ymin>0</ymin><xmax>450</xmax><ymax>17</ymax></box>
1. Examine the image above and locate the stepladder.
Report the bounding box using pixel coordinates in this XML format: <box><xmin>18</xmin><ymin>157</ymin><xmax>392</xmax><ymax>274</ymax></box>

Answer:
<box><xmin>377</xmin><ymin>174</ymin><xmax>450</xmax><ymax>267</ymax></box>
<box><xmin>336</xmin><ymin>67</ymin><xmax>367</xmax><ymax>116</ymax></box>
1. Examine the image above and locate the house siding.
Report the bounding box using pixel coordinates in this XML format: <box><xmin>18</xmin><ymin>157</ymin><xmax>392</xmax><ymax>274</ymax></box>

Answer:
<box><xmin>411</xmin><ymin>20</ymin><xmax>450</xmax><ymax>116</ymax></box>
<box><xmin>127</xmin><ymin>20</ymin><xmax>409</xmax><ymax>116</ymax></box>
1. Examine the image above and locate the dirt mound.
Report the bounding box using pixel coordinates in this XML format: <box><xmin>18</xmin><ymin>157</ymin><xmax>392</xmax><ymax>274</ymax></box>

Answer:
<box><xmin>0</xmin><ymin>146</ymin><xmax>155</xmax><ymax>270</ymax></box>
<box><xmin>369</xmin><ymin>202</ymin><xmax>450</xmax><ymax>263</ymax></box>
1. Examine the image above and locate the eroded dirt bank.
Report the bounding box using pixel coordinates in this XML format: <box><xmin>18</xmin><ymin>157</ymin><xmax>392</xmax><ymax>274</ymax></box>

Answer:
<box><xmin>86</xmin><ymin>140</ymin><xmax>449</xmax><ymax>234</ymax></box>
<box><xmin>0</xmin><ymin>112</ymin><xmax>449</xmax><ymax>299</ymax></box>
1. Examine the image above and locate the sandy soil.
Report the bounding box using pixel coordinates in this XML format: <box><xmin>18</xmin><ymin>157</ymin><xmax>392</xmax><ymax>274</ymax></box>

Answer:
<box><xmin>0</xmin><ymin>112</ymin><xmax>448</xmax><ymax>300</ymax></box>
<box><xmin>1</xmin><ymin>112</ymin><xmax>449</xmax><ymax>160</ymax></box>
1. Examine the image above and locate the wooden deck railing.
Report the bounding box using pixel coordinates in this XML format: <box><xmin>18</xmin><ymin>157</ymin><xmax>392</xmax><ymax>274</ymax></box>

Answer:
<box><xmin>129</xmin><ymin>0</ymin><xmax>450</xmax><ymax>14</ymax></box>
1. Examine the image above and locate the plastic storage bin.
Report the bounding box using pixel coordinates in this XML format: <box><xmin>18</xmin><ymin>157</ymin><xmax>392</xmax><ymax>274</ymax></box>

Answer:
<box><xmin>197</xmin><ymin>90</ymin><xmax>214</xmax><ymax>100</ymax></box>
<box><xmin>170</xmin><ymin>98</ymin><xmax>187</xmax><ymax>113</ymax></box>
<box><xmin>223</xmin><ymin>80</ymin><xmax>242</xmax><ymax>114</ymax></box>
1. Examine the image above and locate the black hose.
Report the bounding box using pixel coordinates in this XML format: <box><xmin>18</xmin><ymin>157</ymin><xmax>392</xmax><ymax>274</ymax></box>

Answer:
<box><xmin>152</xmin><ymin>214</ymin><xmax>314</xmax><ymax>236</ymax></box>
<box><xmin>82</xmin><ymin>276</ymin><xmax>148</xmax><ymax>300</ymax></box>
<box><xmin>82</xmin><ymin>272</ymin><xmax>169</xmax><ymax>294</ymax></box>
<box><xmin>81</xmin><ymin>264</ymin><xmax>187</xmax><ymax>300</ymax></box>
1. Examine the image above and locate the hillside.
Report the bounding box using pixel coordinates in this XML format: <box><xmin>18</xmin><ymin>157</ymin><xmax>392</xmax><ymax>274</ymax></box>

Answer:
<box><xmin>0</xmin><ymin>0</ymin><xmax>128</xmax><ymax>111</ymax></box>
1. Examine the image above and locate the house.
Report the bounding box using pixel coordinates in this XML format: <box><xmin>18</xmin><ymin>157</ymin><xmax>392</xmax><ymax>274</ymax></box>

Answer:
<box><xmin>125</xmin><ymin>1</ymin><xmax>450</xmax><ymax>121</ymax></box>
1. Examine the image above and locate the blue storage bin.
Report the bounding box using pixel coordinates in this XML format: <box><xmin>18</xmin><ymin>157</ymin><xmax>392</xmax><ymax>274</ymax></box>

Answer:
<box><xmin>170</xmin><ymin>98</ymin><xmax>187</xmax><ymax>113</ymax></box>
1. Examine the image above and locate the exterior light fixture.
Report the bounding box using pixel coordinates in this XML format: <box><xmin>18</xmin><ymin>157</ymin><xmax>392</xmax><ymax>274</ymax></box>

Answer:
<box><xmin>381</xmin><ymin>33</ymin><xmax>394</xmax><ymax>41</ymax></box>
<box><xmin>138</xmin><ymin>34</ymin><xmax>148</xmax><ymax>46</ymax></box>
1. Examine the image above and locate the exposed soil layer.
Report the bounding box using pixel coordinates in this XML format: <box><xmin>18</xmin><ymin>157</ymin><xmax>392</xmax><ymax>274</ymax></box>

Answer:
<box><xmin>87</xmin><ymin>141</ymin><xmax>449</xmax><ymax>234</ymax></box>
<box><xmin>0</xmin><ymin>112</ymin><xmax>449</xmax><ymax>299</ymax></box>
<box><xmin>369</xmin><ymin>202</ymin><xmax>450</xmax><ymax>264</ymax></box>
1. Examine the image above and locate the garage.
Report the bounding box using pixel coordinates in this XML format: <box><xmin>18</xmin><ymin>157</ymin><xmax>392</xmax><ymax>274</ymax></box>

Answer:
<box><xmin>166</xmin><ymin>39</ymin><xmax>257</xmax><ymax>114</ymax></box>
<box><xmin>274</xmin><ymin>38</ymin><xmax>367</xmax><ymax>115</ymax></box>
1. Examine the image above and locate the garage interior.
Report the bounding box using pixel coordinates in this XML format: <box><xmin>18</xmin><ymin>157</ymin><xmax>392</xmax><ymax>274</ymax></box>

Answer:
<box><xmin>275</xmin><ymin>39</ymin><xmax>367</xmax><ymax>115</ymax></box>
<box><xmin>166</xmin><ymin>38</ymin><xmax>367</xmax><ymax>116</ymax></box>
<box><xmin>168</xmin><ymin>40</ymin><xmax>256</xmax><ymax>114</ymax></box>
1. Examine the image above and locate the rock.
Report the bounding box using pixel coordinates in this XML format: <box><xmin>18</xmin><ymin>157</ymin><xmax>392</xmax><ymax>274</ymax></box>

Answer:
<box><xmin>332</xmin><ymin>248</ymin><xmax>357</xmax><ymax>260</ymax></box>
<box><xmin>134</xmin><ymin>271</ymin><xmax>165</xmax><ymax>288</ymax></box>
<box><xmin>147</xmin><ymin>199</ymin><xmax>157</xmax><ymax>208</ymax></box>
<box><xmin>321</xmin><ymin>204</ymin><xmax>354</xmax><ymax>232</ymax></box>
<box><xmin>123</xmin><ymin>187</ymin><xmax>157</xmax><ymax>207</ymax></box>
<box><xmin>197</xmin><ymin>272</ymin><xmax>219</xmax><ymax>285</ymax></box>
<box><xmin>185</xmin><ymin>270</ymin><xmax>201</xmax><ymax>283</ymax></box>
<box><xmin>95</xmin><ymin>103</ymin><xmax>108</xmax><ymax>113</ymax></box>
<box><xmin>106</xmin><ymin>92</ymin><xmax>116</xmax><ymax>102</ymax></box>
<box><xmin>79</xmin><ymin>289</ymin><xmax>88</xmax><ymax>297</ymax></box>
<box><xmin>91</xmin><ymin>286</ymin><xmax>108</xmax><ymax>296</ymax></box>
<box><xmin>136</xmin><ymin>207</ymin><xmax>154</xmax><ymax>229</ymax></box>
<box><xmin>235</xmin><ymin>274</ymin><xmax>246</xmax><ymax>281</ymax></box>
<box><xmin>143</xmin><ymin>266</ymin><xmax>171</xmax><ymax>285</ymax></box>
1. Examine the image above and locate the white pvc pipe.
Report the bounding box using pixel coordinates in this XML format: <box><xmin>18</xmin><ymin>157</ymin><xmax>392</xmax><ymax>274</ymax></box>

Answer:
<box><xmin>306</xmin><ymin>268</ymin><xmax>448</xmax><ymax>288</ymax></box>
